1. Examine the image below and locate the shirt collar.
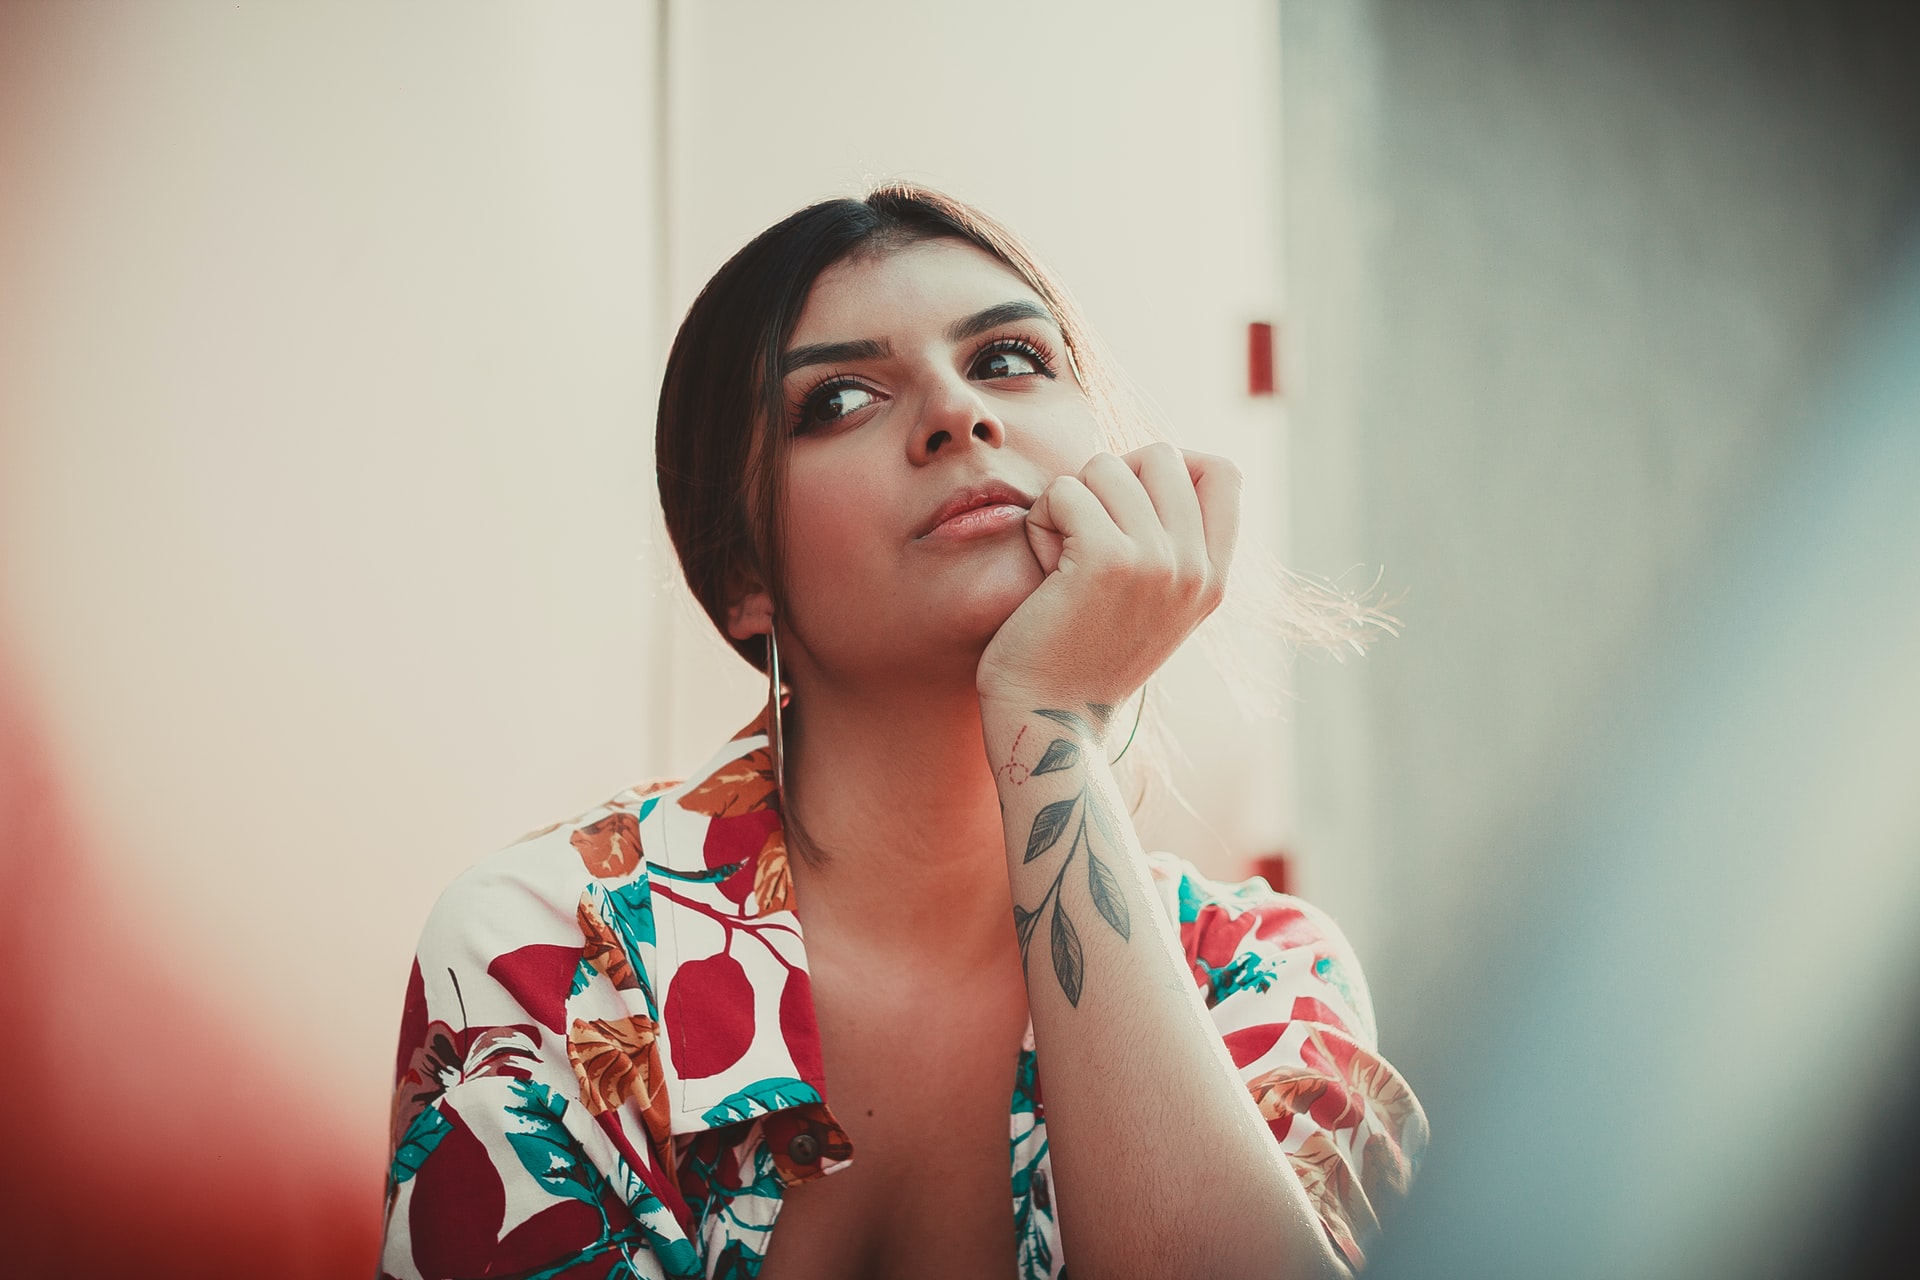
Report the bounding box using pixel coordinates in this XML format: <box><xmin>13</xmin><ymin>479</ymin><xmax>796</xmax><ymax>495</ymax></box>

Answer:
<box><xmin>635</xmin><ymin>709</ymin><xmax>847</xmax><ymax>1173</ymax></box>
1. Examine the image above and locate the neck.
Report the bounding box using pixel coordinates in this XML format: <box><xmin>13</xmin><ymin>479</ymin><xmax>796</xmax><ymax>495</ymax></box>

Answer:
<box><xmin>779</xmin><ymin>672</ymin><xmax>1017</xmax><ymax>975</ymax></box>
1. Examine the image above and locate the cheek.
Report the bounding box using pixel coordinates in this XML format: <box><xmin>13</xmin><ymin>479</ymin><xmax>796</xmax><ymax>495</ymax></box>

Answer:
<box><xmin>778</xmin><ymin>461</ymin><xmax>887</xmax><ymax>611</ymax></box>
<box><xmin>1035</xmin><ymin>405</ymin><xmax>1109</xmax><ymax>477</ymax></box>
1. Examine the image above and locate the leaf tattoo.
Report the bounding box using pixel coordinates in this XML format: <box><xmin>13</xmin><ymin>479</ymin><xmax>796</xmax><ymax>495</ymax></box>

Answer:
<box><xmin>1014</xmin><ymin>903</ymin><xmax>1040</xmax><ymax>953</ymax></box>
<box><xmin>1024</xmin><ymin>797</ymin><xmax>1077</xmax><ymax>863</ymax></box>
<box><xmin>1034</xmin><ymin>707</ymin><xmax>1095</xmax><ymax>739</ymax></box>
<box><xmin>1086</xmin><ymin>784</ymin><xmax>1121</xmax><ymax>849</ymax></box>
<box><xmin>1010</xmin><ymin>707</ymin><xmax>1134</xmax><ymax>1008</ymax></box>
<box><xmin>1086</xmin><ymin>851</ymin><xmax>1131</xmax><ymax>942</ymax></box>
<box><xmin>1051</xmin><ymin>899</ymin><xmax>1085</xmax><ymax>1007</ymax></box>
<box><xmin>1032</xmin><ymin>737</ymin><xmax>1080</xmax><ymax>776</ymax></box>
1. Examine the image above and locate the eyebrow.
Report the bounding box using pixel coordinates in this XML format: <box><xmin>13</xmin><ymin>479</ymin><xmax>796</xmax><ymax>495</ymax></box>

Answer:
<box><xmin>944</xmin><ymin>299</ymin><xmax>1058</xmax><ymax>345</ymax></box>
<box><xmin>779</xmin><ymin>337</ymin><xmax>890</xmax><ymax>377</ymax></box>
<box><xmin>779</xmin><ymin>299</ymin><xmax>1061</xmax><ymax>378</ymax></box>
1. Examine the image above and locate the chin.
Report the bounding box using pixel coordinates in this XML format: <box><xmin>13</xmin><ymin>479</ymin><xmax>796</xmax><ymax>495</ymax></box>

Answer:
<box><xmin>940</xmin><ymin>555</ymin><xmax>1044</xmax><ymax>644</ymax></box>
<box><xmin>793</xmin><ymin>543</ymin><xmax>1045</xmax><ymax>679</ymax></box>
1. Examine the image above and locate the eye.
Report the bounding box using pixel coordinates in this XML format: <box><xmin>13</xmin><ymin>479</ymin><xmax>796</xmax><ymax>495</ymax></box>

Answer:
<box><xmin>792</xmin><ymin>379</ymin><xmax>883</xmax><ymax>434</ymax></box>
<box><xmin>970</xmin><ymin>337</ymin><xmax>1057</xmax><ymax>382</ymax></box>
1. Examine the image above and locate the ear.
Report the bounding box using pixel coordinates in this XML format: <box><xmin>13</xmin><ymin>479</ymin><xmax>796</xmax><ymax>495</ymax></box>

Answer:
<box><xmin>726</xmin><ymin>574</ymin><xmax>775</xmax><ymax>641</ymax></box>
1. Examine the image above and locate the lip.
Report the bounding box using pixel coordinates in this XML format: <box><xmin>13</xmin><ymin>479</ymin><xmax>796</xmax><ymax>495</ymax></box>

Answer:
<box><xmin>914</xmin><ymin>478</ymin><xmax>1035</xmax><ymax>540</ymax></box>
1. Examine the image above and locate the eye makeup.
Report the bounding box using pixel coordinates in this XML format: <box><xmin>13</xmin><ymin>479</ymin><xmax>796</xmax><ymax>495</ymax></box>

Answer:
<box><xmin>786</xmin><ymin>329</ymin><xmax>1062</xmax><ymax>435</ymax></box>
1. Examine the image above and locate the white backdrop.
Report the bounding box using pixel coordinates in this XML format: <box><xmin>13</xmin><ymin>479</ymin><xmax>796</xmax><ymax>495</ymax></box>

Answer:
<box><xmin>0</xmin><ymin>0</ymin><xmax>1303</xmax><ymax>1186</ymax></box>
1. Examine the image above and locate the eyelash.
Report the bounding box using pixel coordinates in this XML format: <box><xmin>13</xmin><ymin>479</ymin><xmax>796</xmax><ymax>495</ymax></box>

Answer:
<box><xmin>787</xmin><ymin>333</ymin><xmax>1061</xmax><ymax>434</ymax></box>
<box><xmin>975</xmin><ymin>335</ymin><xmax>1059</xmax><ymax>381</ymax></box>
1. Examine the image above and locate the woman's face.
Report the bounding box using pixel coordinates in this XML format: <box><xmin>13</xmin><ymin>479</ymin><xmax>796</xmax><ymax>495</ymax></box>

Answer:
<box><xmin>742</xmin><ymin>237</ymin><xmax>1105</xmax><ymax>692</ymax></box>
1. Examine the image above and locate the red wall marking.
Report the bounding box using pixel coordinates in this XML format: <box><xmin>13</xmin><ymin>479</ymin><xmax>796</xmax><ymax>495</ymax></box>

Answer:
<box><xmin>1248</xmin><ymin>321</ymin><xmax>1277</xmax><ymax>397</ymax></box>
<box><xmin>1250</xmin><ymin>852</ymin><xmax>1292</xmax><ymax>895</ymax></box>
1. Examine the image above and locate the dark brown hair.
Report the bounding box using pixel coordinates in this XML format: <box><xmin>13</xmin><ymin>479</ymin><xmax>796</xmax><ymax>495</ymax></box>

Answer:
<box><xmin>654</xmin><ymin>183</ymin><xmax>1116</xmax><ymax>673</ymax></box>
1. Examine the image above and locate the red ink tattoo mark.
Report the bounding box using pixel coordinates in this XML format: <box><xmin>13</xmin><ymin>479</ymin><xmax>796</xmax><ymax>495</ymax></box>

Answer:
<box><xmin>996</xmin><ymin>724</ymin><xmax>1033</xmax><ymax>786</ymax></box>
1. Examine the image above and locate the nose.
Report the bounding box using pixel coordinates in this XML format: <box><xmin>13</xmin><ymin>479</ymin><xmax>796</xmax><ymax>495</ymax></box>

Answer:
<box><xmin>908</xmin><ymin>376</ymin><xmax>1007</xmax><ymax>464</ymax></box>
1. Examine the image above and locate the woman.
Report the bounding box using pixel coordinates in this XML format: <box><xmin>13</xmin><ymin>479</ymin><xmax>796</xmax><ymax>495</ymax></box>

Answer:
<box><xmin>380</xmin><ymin>186</ymin><xmax>1427</xmax><ymax>1280</ymax></box>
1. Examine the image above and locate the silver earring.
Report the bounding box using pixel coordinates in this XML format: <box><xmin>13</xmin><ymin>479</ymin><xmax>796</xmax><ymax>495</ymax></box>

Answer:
<box><xmin>767</xmin><ymin>617</ymin><xmax>786</xmax><ymax>796</ymax></box>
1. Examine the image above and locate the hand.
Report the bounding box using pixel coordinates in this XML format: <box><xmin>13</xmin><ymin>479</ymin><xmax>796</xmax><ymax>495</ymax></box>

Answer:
<box><xmin>977</xmin><ymin>443</ymin><xmax>1242</xmax><ymax>716</ymax></box>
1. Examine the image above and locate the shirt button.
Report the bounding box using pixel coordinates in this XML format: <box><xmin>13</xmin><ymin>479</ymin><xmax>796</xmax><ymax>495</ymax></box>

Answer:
<box><xmin>787</xmin><ymin>1131</ymin><xmax>820</xmax><ymax>1165</ymax></box>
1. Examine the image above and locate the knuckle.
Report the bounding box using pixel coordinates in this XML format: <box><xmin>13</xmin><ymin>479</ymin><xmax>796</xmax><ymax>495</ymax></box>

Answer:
<box><xmin>1112</xmin><ymin>544</ymin><xmax>1156</xmax><ymax>575</ymax></box>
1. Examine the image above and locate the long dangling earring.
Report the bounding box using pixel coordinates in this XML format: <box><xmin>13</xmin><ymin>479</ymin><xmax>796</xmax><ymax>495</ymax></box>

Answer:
<box><xmin>766</xmin><ymin>617</ymin><xmax>786</xmax><ymax>796</ymax></box>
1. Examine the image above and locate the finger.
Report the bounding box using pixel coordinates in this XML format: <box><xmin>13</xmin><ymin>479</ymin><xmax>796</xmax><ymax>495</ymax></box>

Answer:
<box><xmin>1123</xmin><ymin>442</ymin><xmax>1204</xmax><ymax>554</ymax></box>
<box><xmin>1181</xmin><ymin>450</ymin><xmax>1244</xmax><ymax>579</ymax></box>
<box><xmin>1028</xmin><ymin>473</ymin><xmax>1126</xmax><ymax>557</ymax></box>
<box><xmin>1076</xmin><ymin>451</ymin><xmax>1164</xmax><ymax>544</ymax></box>
<box><xmin>1021</xmin><ymin>491</ymin><xmax>1067</xmax><ymax>575</ymax></box>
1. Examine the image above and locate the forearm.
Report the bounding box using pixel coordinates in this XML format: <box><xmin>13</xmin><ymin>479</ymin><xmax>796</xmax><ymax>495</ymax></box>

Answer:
<box><xmin>985</xmin><ymin>700</ymin><xmax>1349</xmax><ymax>1280</ymax></box>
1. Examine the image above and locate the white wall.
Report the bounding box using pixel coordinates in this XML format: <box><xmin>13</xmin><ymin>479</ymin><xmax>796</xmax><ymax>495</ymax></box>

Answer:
<box><xmin>0</xmin><ymin>0</ymin><xmax>1301</xmax><ymax>1180</ymax></box>
<box><xmin>656</xmin><ymin>0</ymin><xmax>1299</xmax><ymax>877</ymax></box>
<box><xmin>0</xmin><ymin>0</ymin><xmax>664</xmax><ymax>1161</ymax></box>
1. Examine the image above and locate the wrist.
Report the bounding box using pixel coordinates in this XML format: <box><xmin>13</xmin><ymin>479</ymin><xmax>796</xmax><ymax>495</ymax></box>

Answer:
<box><xmin>981</xmin><ymin>700</ymin><xmax>1123</xmax><ymax>792</ymax></box>
<box><xmin>980</xmin><ymin>696</ymin><xmax>1112</xmax><ymax>735</ymax></box>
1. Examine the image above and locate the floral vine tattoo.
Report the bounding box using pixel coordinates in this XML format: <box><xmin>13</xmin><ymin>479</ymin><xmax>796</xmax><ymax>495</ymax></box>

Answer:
<box><xmin>1010</xmin><ymin>707</ymin><xmax>1132</xmax><ymax>1008</ymax></box>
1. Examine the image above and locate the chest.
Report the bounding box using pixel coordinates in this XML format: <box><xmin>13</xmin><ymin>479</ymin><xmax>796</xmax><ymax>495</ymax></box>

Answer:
<box><xmin>753</xmin><ymin>1103</ymin><xmax>1021</xmax><ymax>1280</ymax></box>
<box><xmin>754</xmin><ymin>972</ymin><xmax>1033</xmax><ymax>1279</ymax></box>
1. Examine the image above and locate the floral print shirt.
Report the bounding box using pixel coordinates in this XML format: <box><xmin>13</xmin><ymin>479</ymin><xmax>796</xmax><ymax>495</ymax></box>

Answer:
<box><xmin>380</xmin><ymin>716</ymin><xmax>1428</xmax><ymax>1279</ymax></box>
